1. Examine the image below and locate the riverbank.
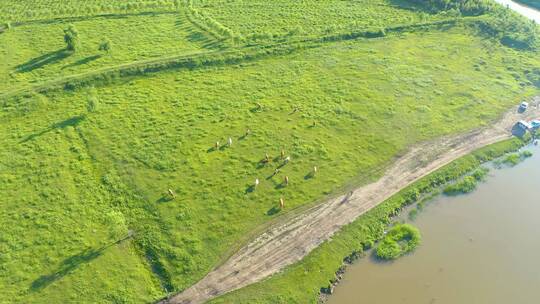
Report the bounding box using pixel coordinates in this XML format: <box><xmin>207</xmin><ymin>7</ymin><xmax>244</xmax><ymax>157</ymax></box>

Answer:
<box><xmin>320</xmin><ymin>137</ymin><xmax>536</xmax><ymax>303</ymax></box>
<box><xmin>328</xmin><ymin>142</ymin><xmax>540</xmax><ymax>304</ymax></box>
<box><xmin>166</xmin><ymin>99</ymin><xmax>540</xmax><ymax>304</ymax></box>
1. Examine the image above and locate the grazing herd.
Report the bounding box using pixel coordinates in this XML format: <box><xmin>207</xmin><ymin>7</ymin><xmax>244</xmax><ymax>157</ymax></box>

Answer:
<box><xmin>166</xmin><ymin>127</ymin><xmax>319</xmax><ymax>212</ymax></box>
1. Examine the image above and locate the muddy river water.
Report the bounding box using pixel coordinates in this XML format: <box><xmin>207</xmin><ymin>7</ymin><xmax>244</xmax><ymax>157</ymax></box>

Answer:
<box><xmin>328</xmin><ymin>143</ymin><xmax>540</xmax><ymax>304</ymax></box>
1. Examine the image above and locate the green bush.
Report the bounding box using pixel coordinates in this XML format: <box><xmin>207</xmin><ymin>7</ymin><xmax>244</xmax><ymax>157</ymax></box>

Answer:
<box><xmin>376</xmin><ymin>224</ymin><xmax>421</xmax><ymax>260</ymax></box>
<box><xmin>443</xmin><ymin>175</ymin><xmax>478</xmax><ymax>195</ymax></box>
<box><xmin>500</xmin><ymin>150</ymin><xmax>533</xmax><ymax>166</ymax></box>
<box><xmin>64</xmin><ymin>24</ymin><xmax>80</xmax><ymax>51</ymax></box>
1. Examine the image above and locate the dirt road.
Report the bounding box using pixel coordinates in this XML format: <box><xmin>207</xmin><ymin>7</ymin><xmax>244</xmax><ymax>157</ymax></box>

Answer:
<box><xmin>162</xmin><ymin>98</ymin><xmax>540</xmax><ymax>304</ymax></box>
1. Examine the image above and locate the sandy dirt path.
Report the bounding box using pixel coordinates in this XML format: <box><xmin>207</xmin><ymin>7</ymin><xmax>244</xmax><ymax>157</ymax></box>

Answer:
<box><xmin>162</xmin><ymin>98</ymin><xmax>540</xmax><ymax>304</ymax></box>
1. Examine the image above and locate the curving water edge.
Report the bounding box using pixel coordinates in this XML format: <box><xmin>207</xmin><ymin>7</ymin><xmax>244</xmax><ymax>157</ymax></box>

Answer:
<box><xmin>493</xmin><ymin>0</ymin><xmax>540</xmax><ymax>22</ymax></box>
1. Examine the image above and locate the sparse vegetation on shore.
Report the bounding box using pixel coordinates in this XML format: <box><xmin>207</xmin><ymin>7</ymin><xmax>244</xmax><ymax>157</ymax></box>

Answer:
<box><xmin>443</xmin><ymin>167</ymin><xmax>489</xmax><ymax>195</ymax></box>
<box><xmin>498</xmin><ymin>150</ymin><xmax>534</xmax><ymax>166</ymax></box>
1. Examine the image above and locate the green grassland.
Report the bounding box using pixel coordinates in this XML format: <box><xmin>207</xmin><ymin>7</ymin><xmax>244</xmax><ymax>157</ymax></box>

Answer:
<box><xmin>1</xmin><ymin>0</ymin><xmax>540</xmax><ymax>303</ymax></box>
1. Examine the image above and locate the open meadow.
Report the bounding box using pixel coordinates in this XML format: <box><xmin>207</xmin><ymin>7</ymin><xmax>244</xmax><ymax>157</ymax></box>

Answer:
<box><xmin>1</xmin><ymin>0</ymin><xmax>539</xmax><ymax>303</ymax></box>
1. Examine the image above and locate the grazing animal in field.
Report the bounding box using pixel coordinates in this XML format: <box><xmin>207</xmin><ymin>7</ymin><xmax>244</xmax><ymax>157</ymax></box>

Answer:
<box><xmin>168</xmin><ymin>189</ymin><xmax>176</xmax><ymax>199</ymax></box>
<box><xmin>313</xmin><ymin>166</ymin><xmax>318</xmax><ymax>175</ymax></box>
<box><xmin>280</xmin><ymin>149</ymin><xmax>285</xmax><ymax>159</ymax></box>
<box><xmin>228</xmin><ymin>137</ymin><xmax>233</xmax><ymax>146</ymax></box>
<box><xmin>255</xmin><ymin>178</ymin><xmax>260</xmax><ymax>187</ymax></box>
<box><xmin>284</xmin><ymin>176</ymin><xmax>289</xmax><ymax>186</ymax></box>
<box><xmin>279</xmin><ymin>197</ymin><xmax>285</xmax><ymax>209</ymax></box>
<box><xmin>284</xmin><ymin>156</ymin><xmax>291</xmax><ymax>164</ymax></box>
<box><xmin>215</xmin><ymin>141</ymin><xmax>220</xmax><ymax>150</ymax></box>
<box><xmin>245</xmin><ymin>128</ymin><xmax>251</xmax><ymax>137</ymax></box>
<box><xmin>273</xmin><ymin>168</ymin><xmax>280</xmax><ymax>176</ymax></box>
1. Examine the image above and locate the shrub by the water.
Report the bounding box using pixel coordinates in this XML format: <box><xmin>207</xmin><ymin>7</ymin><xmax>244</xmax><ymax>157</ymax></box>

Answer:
<box><xmin>499</xmin><ymin>150</ymin><xmax>533</xmax><ymax>167</ymax></box>
<box><xmin>443</xmin><ymin>167</ymin><xmax>489</xmax><ymax>195</ymax></box>
<box><xmin>376</xmin><ymin>224</ymin><xmax>421</xmax><ymax>260</ymax></box>
<box><xmin>443</xmin><ymin>175</ymin><xmax>477</xmax><ymax>195</ymax></box>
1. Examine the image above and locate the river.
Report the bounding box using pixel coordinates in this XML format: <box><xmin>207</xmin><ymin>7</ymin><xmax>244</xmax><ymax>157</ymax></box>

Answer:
<box><xmin>328</xmin><ymin>143</ymin><xmax>540</xmax><ymax>304</ymax></box>
<box><xmin>493</xmin><ymin>0</ymin><xmax>540</xmax><ymax>22</ymax></box>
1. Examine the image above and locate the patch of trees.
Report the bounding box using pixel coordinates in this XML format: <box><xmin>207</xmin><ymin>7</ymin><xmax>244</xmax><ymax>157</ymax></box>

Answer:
<box><xmin>408</xmin><ymin>0</ymin><xmax>495</xmax><ymax>16</ymax></box>
<box><xmin>473</xmin><ymin>7</ymin><xmax>539</xmax><ymax>50</ymax></box>
<box><xmin>64</xmin><ymin>25</ymin><xmax>80</xmax><ymax>51</ymax></box>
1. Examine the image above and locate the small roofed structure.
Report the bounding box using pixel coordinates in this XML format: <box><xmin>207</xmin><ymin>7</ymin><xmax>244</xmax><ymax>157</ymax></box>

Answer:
<box><xmin>517</xmin><ymin>120</ymin><xmax>532</xmax><ymax>131</ymax></box>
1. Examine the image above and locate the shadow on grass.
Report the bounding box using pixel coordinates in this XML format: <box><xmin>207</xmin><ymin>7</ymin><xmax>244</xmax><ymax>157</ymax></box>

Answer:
<box><xmin>266</xmin><ymin>206</ymin><xmax>281</xmax><ymax>216</ymax></box>
<box><xmin>16</xmin><ymin>48</ymin><xmax>72</xmax><ymax>73</ymax></box>
<box><xmin>156</xmin><ymin>196</ymin><xmax>174</xmax><ymax>203</ymax></box>
<box><xmin>256</xmin><ymin>161</ymin><xmax>269</xmax><ymax>169</ymax></box>
<box><xmin>29</xmin><ymin>235</ymin><xmax>132</xmax><ymax>291</ymax></box>
<box><xmin>275</xmin><ymin>183</ymin><xmax>286</xmax><ymax>190</ymax></box>
<box><xmin>20</xmin><ymin>115</ymin><xmax>85</xmax><ymax>143</ymax></box>
<box><xmin>245</xmin><ymin>185</ymin><xmax>255</xmax><ymax>194</ymax></box>
<box><xmin>62</xmin><ymin>54</ymin><xmax>102</xmax><ymax>70</ymax></box>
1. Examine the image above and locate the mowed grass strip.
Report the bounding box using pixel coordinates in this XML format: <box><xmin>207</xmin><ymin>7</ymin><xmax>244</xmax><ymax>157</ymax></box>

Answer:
<box><xmin>1</xmin><ymin>22</ymin><xmax>538</xmax><ymax>302</ymax></box>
